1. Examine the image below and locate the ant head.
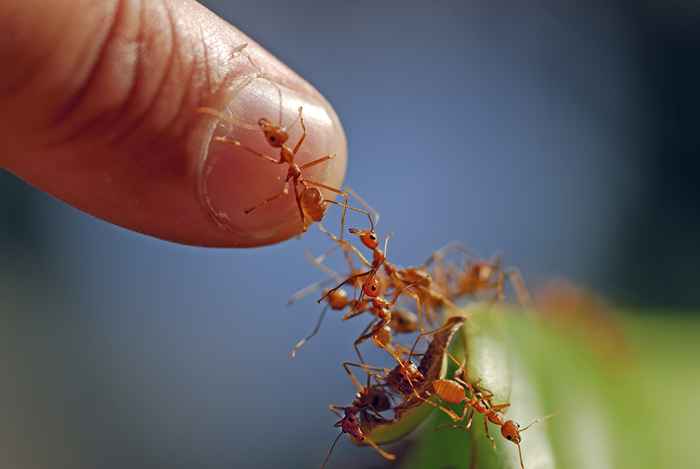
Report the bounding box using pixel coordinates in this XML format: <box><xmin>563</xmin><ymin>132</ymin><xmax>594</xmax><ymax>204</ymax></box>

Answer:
<box><xmin>258</xmin><ymin>117</ymin><xmax>288</xmax><ymax>147</ymax></box>
<box><xmin>327</xmin><ymin>288</ymin><xmax>349</xmax><ymax>309</ymax></box>
<box><xmin>501</xmin><ymin>420</ymin><xmax>522</xmax><ymax>445</ymax></box>
<box><xmin>362</xmin><ymin>276</ymin><xmax>381</xmax><ymax>298</ymax></box>
<box><xmin>349</xmin><ymin>228</ymin><xmax>379</xmax><ymax>250</ymax></box>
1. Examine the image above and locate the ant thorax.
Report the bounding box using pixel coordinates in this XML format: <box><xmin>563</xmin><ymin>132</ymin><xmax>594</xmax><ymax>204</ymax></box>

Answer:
<box><xmin>372</xmin><ymin>249</ymin><xmax>385</xmax><ymax>265</ymax></box>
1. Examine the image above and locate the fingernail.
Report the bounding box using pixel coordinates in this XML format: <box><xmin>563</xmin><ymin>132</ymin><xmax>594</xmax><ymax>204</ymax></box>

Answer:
<box><xmin>196</xmin><ymin>67</ymin><xmax>347</xmax><ymax>246</ymax></box>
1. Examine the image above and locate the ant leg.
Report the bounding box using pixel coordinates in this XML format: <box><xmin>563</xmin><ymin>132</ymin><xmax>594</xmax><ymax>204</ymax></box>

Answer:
<box><xmin>292</xmin><ymin>180</ymin><xmax>308</xmax><ymax>230</ymax></box>
<box><xmin>409</xmin><ymin>319</ymin><xmax>462</xmax><ymax>358</ymax></box>
<box><xmin>300</xmin><ymin>156</ymin><xmax>334</xmax><ymax>171</ymax></box>
<box><xmin>464</xmin><ymin>406</ymin><xmax>475</xmax><ymax>429</ymax></box>
<box><xmin>323</xmin><ymin>198</ymin><xmax>377</xmax><ymax>243</ymax></box>
<box><xmin>483</xmin><ymin>416</ymin><xmax>496</xmax><ymax>449</ymax></box>
<box><xmin>308</xmin><ymin>238</ymin><xmax>341</xmax><ymax>265</ymax></box>
<box><xmin>342</xmin><ymin>303</ymin><xmax>370</xmax><ymax>321</ymax></box>
<box><xmin>304</xmin><ymin>178</ymin><xmax>347</xmax><ymax>196</ymax></box>
<box><xmin>289</xmin><ymin>306</ymin><xmax>329</xmax><ymax>358</ymax></box>
<box><xmin>304</xmin><ymin>249</ymin><xmax>343</xmax><ymax>282</ymax></box>
<box><xmin>328</xmin><ymin>405</ymin><xmax>345</xmax><ymax>418</ymax></box>
<box><xmin>244</xmin><ymin>182</ymin><xmax>289</xmax><ymax>214</ymax></box>
<box><xmin>319</xmin><ymin>271</ymin><xmax>371</xmax><ymax>303</ymax></box>
<box><xmin>362</xmin><ymin>436</ymin><xmax>396</xmax><ymax>461</ymax></box>
<box><xmin>413</xmin><ymin>392</ymin><xmax>462</xmax><ymax>421</ymax></box>
<box><xmin>421</xmin><ymin>241</ymin><xmax>473</xmax><ymax>268</ymax></box>
<box><xmin>489</xmin><ymin>402</ymin><xmax>511</xmax><ymax>413</ymax></box>
<box><xmin>504</xmin><ymin>267</ymin><xmax>533</xmax><ymax>307</ymax></box>
<box><xmin>342</xmin><ymin>361</ymin><xmax>386</xmax><ymax>391</ymax></box>
<box><xmin>351</xmin><ymin>319</ymin><xmax>379</xmax><ymax>364</ymax></box>
<box><xmin>317</xmin><ymin>224</ymin><xmax>372</xmax><ymax>267</ymax></box>
<box><xmin>291</xmin><ymin>107</ymin><xmax>307</xmax><ymax>155</ymax></box>
<box><xmin>286</xmin><ymin>276</ymin><xmax>335</xmax><ymax>305</ymax></box>
<box><xmin>212</xmin><ymin>136</ymin><xmax>280</xmax><ymax>164</ymax></box>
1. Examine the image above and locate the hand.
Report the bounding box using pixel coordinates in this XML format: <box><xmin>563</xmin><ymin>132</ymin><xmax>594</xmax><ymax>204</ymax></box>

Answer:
<box><xmin>0</xmin><ymin>0</ymin><xmax>347</xmax><ymax>247</ymax></box>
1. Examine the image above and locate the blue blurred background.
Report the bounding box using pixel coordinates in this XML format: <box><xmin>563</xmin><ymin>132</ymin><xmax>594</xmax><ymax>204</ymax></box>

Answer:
<box><xmin>2</xmin><ymin>2</ymin><xmax>699</xmax><ymax>468</ymax></box>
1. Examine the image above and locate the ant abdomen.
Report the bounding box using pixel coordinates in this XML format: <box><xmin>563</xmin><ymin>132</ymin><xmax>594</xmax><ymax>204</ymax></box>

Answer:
<box><xmin>327</xmin><ymin>289</ymin><xmax>349</xmax><ymax>309</ymax></box>
<box><xmin>432</xmin><ymin>379</ymin><xmax>465</xmax><ymax>405</ymax></box>
<box><xmin>300</xmin><ymin>187</ymin><xmax>327</xmax><ymax>223</ymax></box>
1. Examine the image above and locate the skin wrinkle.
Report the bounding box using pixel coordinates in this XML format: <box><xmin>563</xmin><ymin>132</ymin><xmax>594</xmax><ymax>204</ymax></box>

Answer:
<box><xmin>110</xmin><ymin>0</ymin><xmax>177</xmax><ymax>144</ymax></box>
<box><xmin>168</xmin><ymin>29</ymin><xmax>199</xmax><ymax>140</ymax></box>
<box><xmin>0</xmin><ymin>2</ymin><xmax>68</xmax><ymax>99</ymax></box>
<box><xmin>108</xmin><ymin>0</ymin><xmax>145</xmax><ymax>144</ymax></box>
<box><xmin>48</xmin><ymin>0</ymin><xmax>124</xmax><ymax>142</ymax></box>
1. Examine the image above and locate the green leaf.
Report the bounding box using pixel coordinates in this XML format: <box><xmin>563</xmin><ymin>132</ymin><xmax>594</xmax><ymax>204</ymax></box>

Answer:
<box><xmin>401</xmin><ymin>306</ymin><xmax>700</xmax><ymax>469</ymax></box>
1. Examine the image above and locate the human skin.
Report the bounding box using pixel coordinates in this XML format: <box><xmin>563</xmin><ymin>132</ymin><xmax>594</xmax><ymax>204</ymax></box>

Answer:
<box><xmin>0</xmin><ymin>0</ymin><xmax>347</xmax><ymax>247</ymax></box>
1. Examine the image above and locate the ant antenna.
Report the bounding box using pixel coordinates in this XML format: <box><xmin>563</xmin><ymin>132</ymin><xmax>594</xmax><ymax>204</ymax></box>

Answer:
<box><xmin>363</xmin><ymin>436</ymin><xmax>396</xmax><ymax>461</ymax></box>
<box><xmin>520</xmin><ymin>412</ymin><xmax>557</xmax><ymax>432</ymax></box>
<box><xmin>284</xmin><ymin>106</ymin><xmax>304</xmax><ymax>133</ymax></box>
<box><xmin>383</xmin><ymin>233</ymin><xmax>392</xmax><ymax>258</ymax></box>
<box><xmin>320</xmin><ymin>433</ymin><xmax>343</xmax><ymax>469</ymax></box>
<box><xmin>345</xmin><ymin>187</ymin><xmax>380</xmax><ymax>228</ymax></box>
<box><xmin>289</xmin><ymin>305</ymin><xmax>329</xmax><ymax>358</ymax></box>
<box><xmin>515</xmin><ymin>442</ymin><xmax>525</xmax><ymax>469</ymax></box>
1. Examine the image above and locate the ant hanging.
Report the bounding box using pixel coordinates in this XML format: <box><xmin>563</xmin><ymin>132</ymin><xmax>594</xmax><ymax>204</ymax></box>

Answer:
<box><xmin>322</xmin><ymin>364</ymin><xmax>397</xmax><ymax>468</ymax></box>
<box><xmin>288</xmin><ymin>227</ymin><xmax>392</xmax><ymax>359</ymax></box>
<box><xmin>344</xmin><ymin>283</ymin><xmax>422</xmax><ymax>363</ymax></box>
<box><xmin>317</xmin><ymin>226</ymin><xmax>390</xmax><ymax>306</ymax></box>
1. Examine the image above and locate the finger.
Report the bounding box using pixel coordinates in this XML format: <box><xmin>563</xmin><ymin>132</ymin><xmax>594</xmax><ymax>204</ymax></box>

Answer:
<box><xmin>0</xmin><ymin>0</ymin><xmax>347</xmax><ymax>247</ymax></box>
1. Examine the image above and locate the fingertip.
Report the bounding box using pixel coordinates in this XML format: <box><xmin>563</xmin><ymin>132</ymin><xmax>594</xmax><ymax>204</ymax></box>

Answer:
<box><xmin>191</xmin><ymin>55</ymin><xmax>347</xmax><ymax>247</ymax></box>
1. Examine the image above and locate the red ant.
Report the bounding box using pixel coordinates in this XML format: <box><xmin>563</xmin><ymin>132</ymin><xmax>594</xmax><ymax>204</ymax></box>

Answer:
<box><xmin>430</xmin><ymin>357</ymin><xmax>551</xmax><ymax>469</ymax></box>
<box><xmin>343</xmin><ymin>283</ymin><xmax>422</xmax><ymax>363</ymax></box>
<box><xmin>288</xmin><ymin>227</ymin><xmax>401</xmax><ymax>359</ymax></box>
<box><xmin>199</xmin><ymin>105</ymin><xmax>353</xmax><ymax>231</ymax></box>
<box><xmin>322</xmin><ymin>365</ymin><xmax>397</xmax><ymax>468</ymax></box>
<box><xmin>342</xmin><ymin>318</ymin><xmax>468</xmax><ymax>423</ymax></box>
<box><xmin>453</xmin><ymin>254</ymin><xmax>532</xmax><ymax>307</ymax></box>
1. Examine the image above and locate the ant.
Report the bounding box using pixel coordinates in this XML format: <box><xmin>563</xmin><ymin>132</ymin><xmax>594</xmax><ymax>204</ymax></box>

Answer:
<box><xmin>288</xmin><ymin>228</ymin><xmax>399</xmax><ymax>359</ymax></box>
<box><xmin>342</xmin><ymin>318</ymin><xmax>467</xmax><ymax>422</ymax></box>
<box><xmin>430</xmin><ymin>356</ymin><xmax>551</xmax><ymax>469</ymax></box>
<box><xmin>317</xmin><ymin>226</ymin><xmax>390</xmax><ymax>306</ymax></box>
<box><xmin>199</xmin><ymin>104</ymin><xmax>355</xmax><ymax>232</ymax></box>
<box><xmin>343</xmin><ymin>283</ymin><xmax>422</xmax><ymax>363</ymax></box>
<box><xmin>453</xmin><ymin>254</ymin><xmax>532</xmax><ymax>307</ymax></box>
<box><xmin>322</xmin><ymin>365</ymin><xmax>397</xmax><ymax>468</ymax></box>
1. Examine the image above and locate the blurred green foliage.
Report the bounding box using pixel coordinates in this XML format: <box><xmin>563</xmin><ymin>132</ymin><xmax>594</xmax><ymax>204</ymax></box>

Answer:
<box><xmin>400</xmin><ymin>309</ymin><xmax>699</xmax><ymax>469</ymax></box>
